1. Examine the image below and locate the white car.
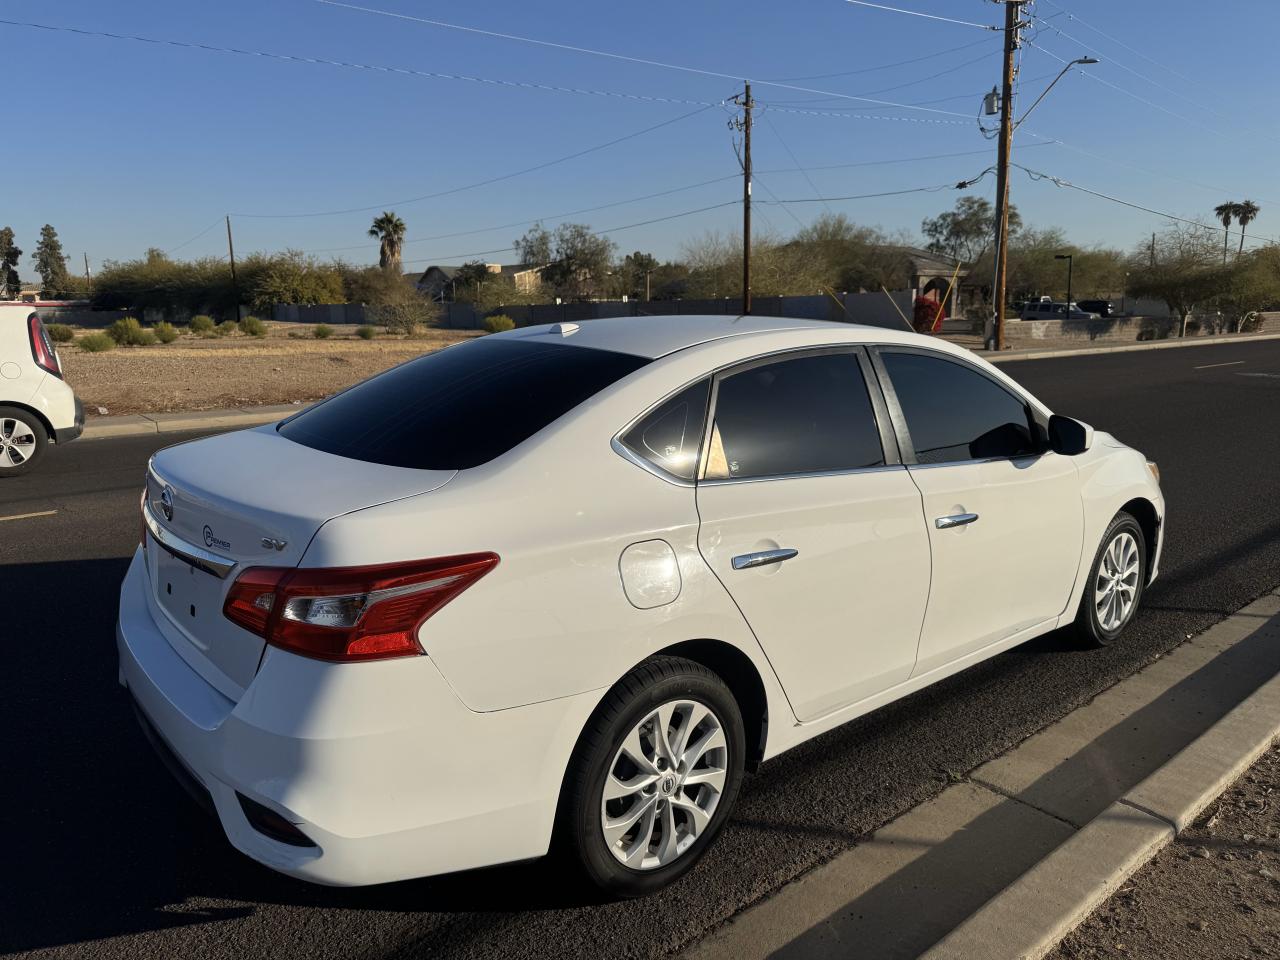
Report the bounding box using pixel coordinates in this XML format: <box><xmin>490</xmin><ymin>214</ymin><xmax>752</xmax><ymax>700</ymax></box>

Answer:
<box><xmin>0</xmin><ymin>303</ymin><xmax>83</xmax><ymax>474</ymax></box>
<box><xmin>117</xmin><ymin>315</ymin><xmax>1164</xmax><ymax>896</ymax></box>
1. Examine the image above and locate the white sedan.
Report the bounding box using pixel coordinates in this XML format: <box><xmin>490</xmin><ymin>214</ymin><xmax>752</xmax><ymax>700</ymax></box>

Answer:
<box><xmin>117</xmin><ymin>314</ymin><xmax>1163</xmax><ymax>896</ymax></box>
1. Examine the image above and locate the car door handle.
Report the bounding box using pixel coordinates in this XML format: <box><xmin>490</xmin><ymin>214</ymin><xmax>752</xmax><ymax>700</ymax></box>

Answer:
<box><xmin>732</xmin><ymin>548</ymin><xmax>799</xmax><ymax>570</ymax></box>
<box><xmin>935</xmin><ymin>513</ymin><xmax>980</xmax><ymax>529</ymax></box>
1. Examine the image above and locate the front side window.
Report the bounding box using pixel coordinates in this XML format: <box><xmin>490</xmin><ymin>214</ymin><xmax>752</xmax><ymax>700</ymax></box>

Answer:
<box><xmin>619</xmin><ymin>380</ymin><xmax>710</xmax><ymax>480</ymax></box>
<box><xmin>704</xmin><ymin>351</ymin><xmax>885</xmax><ymax>481</ymax></box>
<box><xmin>279</xmin><ymin>338</ymin><xmax>649</xmax><ymax>469</ymax></box>
<box><xmin>880</xmin><ymin>351</ymin><xmax>1037</xmax><ymax>464</ymax></box>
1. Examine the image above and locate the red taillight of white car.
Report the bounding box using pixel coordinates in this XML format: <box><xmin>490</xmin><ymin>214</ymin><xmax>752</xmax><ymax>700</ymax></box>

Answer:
<box><xmin>28</xmin><ymin>313</ymin><xmax>61</xmax><ymax>377</ymax></box>
<box><xmin>223</xmin><ymin>553</ymin><xmax>500</xmax><ymax>662</ymax></box>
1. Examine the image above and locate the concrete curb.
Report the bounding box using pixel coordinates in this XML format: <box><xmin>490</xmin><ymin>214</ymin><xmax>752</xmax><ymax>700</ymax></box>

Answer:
<box><xmin>986</xmin><ymin>331</ymin><xmax>1280</xmax><ymax>363</ymax></box>
<box><xmin>81</xmin><ymin>403</ymin><xmax>304</xmax><ymax>440</ymax></box>
<box><xmin>922</xmin><ymin>658</ymin><xmax>1280</xmax><ymax>960</ymax></box>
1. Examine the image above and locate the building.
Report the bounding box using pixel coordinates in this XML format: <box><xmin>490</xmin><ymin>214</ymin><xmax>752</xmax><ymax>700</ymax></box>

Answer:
<box><xmin>413</xmin><ymin>263</ymin><xmax>544</xmax><ymax>301</ymax></box>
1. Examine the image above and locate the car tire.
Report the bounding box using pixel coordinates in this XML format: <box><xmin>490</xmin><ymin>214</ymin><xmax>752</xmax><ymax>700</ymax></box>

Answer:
<box><xmin>560</xmin><ymin>655</ymin><xmax>746</xmax><ymax>898</ymax></box>
<box><xmin>1075</xmin><ymin>511</ymin><xmax>1147</xmax><ymax>647</ymax></box>
<box><xmin>0</xmin><ymin>406</ymin><xmax>48</xmax><ymax>477</ymax></box>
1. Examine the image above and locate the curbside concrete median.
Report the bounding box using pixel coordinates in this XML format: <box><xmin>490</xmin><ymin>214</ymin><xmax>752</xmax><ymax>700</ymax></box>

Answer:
<box><xmin>81</xmin><ymin>403</ymin><xmax>306</xmax><ymax>441</ymax></box>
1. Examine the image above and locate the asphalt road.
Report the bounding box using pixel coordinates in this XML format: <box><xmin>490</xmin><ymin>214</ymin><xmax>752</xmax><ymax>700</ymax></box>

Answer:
<box><xmin>5</xmin><ymin>339</ymin><xmax>1280</xmax><ymax>960</ymax></box>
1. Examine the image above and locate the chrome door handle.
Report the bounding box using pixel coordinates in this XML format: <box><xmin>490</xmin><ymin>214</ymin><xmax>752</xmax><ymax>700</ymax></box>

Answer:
<box><xmin>935</xmin><ymin>513</ymin><xmax>979</xmax><ymax>529</ymax></box>
<box><xmin>732</xmin><ymin>548</ymin><xmax>799</xmax><ymax>570</ymax></box>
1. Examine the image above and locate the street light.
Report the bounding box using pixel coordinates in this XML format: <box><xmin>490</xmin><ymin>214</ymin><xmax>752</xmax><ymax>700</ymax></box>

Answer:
<box><xmin>1016</xmin><ymin>58</ymin><xmax>1099</xmax><ymax>130</ymax></box>
<box><xmin>1055</xmin><ymin>253</ymin><xmax>1074</xmax><ymax>312</ymax></box>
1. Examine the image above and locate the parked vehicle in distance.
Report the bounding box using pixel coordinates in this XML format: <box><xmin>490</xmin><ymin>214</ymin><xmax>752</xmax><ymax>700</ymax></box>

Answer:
<box><xmin>1075</xmin><ymin>299</ymin><xmax>1116</xmax><ymax>318</ymax></box>
<box><xmin>1019</xmin><ymin>300</ymin><xmax>1102</xmax><ymax>321</ymax></box>
<box><xmin>0</xmin><ymin>304</ymin><xmax>84</xmax><ymax>474</ymax></box>
<box><xmin>118</xmin><ymin>314</ymin><xmax>1164</xmax><ymax>896</ymax></box>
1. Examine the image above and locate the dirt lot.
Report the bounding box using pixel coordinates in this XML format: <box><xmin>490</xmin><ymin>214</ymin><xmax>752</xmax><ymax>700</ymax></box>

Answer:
<box><xmin>60</xmin><ymin>323</ymin><xmax>479</xmax><ymax>416</ymax></box>
<box><xmin>1052</xmin><ymin>742</ymin><xmax>1280</xmax><ymax>960</ymax></box>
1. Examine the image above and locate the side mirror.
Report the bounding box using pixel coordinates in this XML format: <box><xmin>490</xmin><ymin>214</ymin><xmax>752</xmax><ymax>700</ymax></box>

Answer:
<box><xmin>1048</xmin><ymin>415</ymin><xmax>1093</xmax><ymax>456</ymax></box>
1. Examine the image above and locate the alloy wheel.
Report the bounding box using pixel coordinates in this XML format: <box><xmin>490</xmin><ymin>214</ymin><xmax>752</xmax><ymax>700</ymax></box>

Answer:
<box><xmin>600</xmin><ymin>699</ymin><xmax>728</xmax><ymax>870</ymax></box>
<box><xmin>1094</xmin><ymin>530</ymin><xmax>1140</xmax><ymax>632</ymax></box>
<box><xmin>0</xmin><ymin>417</ymin><xmax>37</xmax><ymax>469</ymax></box>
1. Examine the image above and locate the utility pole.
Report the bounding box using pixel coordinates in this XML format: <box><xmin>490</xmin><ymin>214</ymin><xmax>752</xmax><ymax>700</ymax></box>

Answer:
<box><xmin>990</xmin><ymin>0</ymin><xmax>1025</xmax><ymax>351</ymax></box>
<box><xmin>225</xmin><ymin>215</ymin><xmax>243</xmax><ymax>322</ymax></box>
<box><xmin>82</xmin><ymin>253</ymin><xmax>91</xmax><ymax>287</ymax></box>
<box><xmin>732</xmin><ymin>83</ymin><xmax>754</xmax><ymax>315</ymax></box>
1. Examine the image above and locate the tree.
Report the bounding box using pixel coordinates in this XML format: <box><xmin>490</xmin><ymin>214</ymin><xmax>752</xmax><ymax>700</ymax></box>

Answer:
<box><xmin>241</xmin><ymin>251</ymin><xmax>344</xmax><ymax>311</ymax></box>
<box><xmin>1127</xmin><ymin>225</ymin><xmax>1223</xmax><ymax>336</ymax></box>
<box><xmin>922</xmin><ymin>196</ymin><xmax>1020</xmax><ymax>264</ymax></box>
<box><xmin>617</xmin><ymin>251</ymin><xmax>659</xmax><ymax>300</ymax></box>
<box><xmin>1236</xmin><ymin>199</ymin><xmax>1261</xmax><ymax>256</ymax></box>
<box><xmin>451</xmin><ymin>260</ymin><xmax>494</xmax><ymax>301</ymax></box>
<box><xmin>536</xmin><ymin>223</ymin><xmax>616</xmax><ymax>299</ymax></box>
<box><xmin>1213</xmin><ymin>202</ymin><xmax>1237</xmax><ymax>264</ymax></box>
<box><xmin>0</xmin><ymin>228</ymin><xmax>20</xmax><ymax>298</ymax></box>
<box><xmin>368</xmin><ymin>211</ymin><xmax>406</xmax><ymax>271</ymax></box>
<box><xmin>514</xmin><ymin>223</ymin><xmax>553</xmax><ymax>266</ymax></box>
<box><xmin>33</xmin><ymin>224</ymin><xmax>71</xmax><ymax>298</ymax></box>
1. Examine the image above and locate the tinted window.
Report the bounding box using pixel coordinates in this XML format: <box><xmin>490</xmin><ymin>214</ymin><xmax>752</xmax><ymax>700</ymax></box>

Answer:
<box><xmin>620</xmin><ymin>380</ymin><xmax>710</xmax><ymax>480</ymax></box>
<box><xmin>278</xmin><ymin>338</ymin><xmax>648</xmax><ymax>469</ymax></box>
<box><xmin>881</xmin><ymin>351</ymin><xmax>1036</xmax><ymax>464</ymax></box>
<box><xmin>705</xmin><ymin>352</ymin><xmax>884</xmax><ymax>480</ymax></box>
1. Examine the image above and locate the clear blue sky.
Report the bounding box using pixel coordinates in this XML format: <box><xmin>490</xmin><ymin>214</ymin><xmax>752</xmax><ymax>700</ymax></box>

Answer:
<box><xmin>5</xmin><ymin>0</ymin><xmax>1277</xmax><ymax>277</ymax></box>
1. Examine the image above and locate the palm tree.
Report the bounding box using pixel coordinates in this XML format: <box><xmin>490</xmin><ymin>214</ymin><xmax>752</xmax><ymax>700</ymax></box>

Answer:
<box><xmin>1236</xmin><ymin>200</ymin><xmax>1261</xmax><ymax>256</ymax></box>
<box><xmin>369</xmin><ymin>211</ymin><xmax>406</xmax><ymax>271</ymax></box>
<box><xmin>1214</xmin><ymin>202</ymin><xmax>1239</xmax><ymax>264</ymax></box>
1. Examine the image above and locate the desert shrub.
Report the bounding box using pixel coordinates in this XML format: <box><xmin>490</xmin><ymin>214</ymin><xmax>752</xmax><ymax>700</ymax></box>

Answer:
<box><xmin>136</xmin><ymin>329</ymin><xmax>157</xmax><ymax>346</ymax></box>
<box><xmin>45</xmin><ymin>323</ymin><xmax>75</xmax><ymax>343</ymax></box>
<box><xmin>215</xmin><ymin>319</ymin><xmax>239</xmax><ymax>337</ymax></box>
<box><xmin>107</xmin><ymin>316</ymin><xmax>152</xmax><ymax>346</ymax></box>
<box><xmin>189</xmin><ymin>314</ymin><xmax>215</xmax><ymax>334</ymax></box>
<box><xmin>313</xmin><ymin>323</ymin><xmax>334</xmax><ymax>339</ymax></box>
<box><xmin>355</xmin><ymin>325</ymin><xmax>376</xmax><ymax>340</ymax></box>
<box><xmin>287</xmin><ymin>330</ymin><xmax>303</xmax><ymax>339</ymax></box>
<box><xmin>152</xmin><ymin>321</ymin><xmax>178</xmax><ymax>344</ymax></box>
<box><xmin>238</xmin><ymin>315</ymin><xmax>268</xmax><ymax>337</ymax></box>
<box><xmin>78</xmin><ymin>333</ymin><xmax>116</xmax><ymax>352</ymax></box>
<box><xmin>482</xmin><ymin>313</ymin><xmax>515</xmax><ymax>334</ymax></box>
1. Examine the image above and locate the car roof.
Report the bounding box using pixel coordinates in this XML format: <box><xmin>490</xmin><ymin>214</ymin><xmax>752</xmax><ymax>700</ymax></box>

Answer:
<box><xmin>500</xmin><ymin>313</ymin><xmax>917</xmax><ymax>359</ymax></box>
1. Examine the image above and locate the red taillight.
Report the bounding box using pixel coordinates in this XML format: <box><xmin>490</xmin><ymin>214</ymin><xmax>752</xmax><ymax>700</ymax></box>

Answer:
<box><xmin>28</xmin><ymin>314</ymin><xmax>61</xmax><ymax>377</ymax></box>
<box><xmin>223</xmin><ymin>553</ymin><xmax>499</xmax><ymax>663</ymax></box>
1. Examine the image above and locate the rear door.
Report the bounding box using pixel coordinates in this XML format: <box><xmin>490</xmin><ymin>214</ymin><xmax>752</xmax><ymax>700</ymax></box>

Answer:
<box><xmin>872</xmin><ymin>348</ymin><xmax>1083</xmax><ymax>676</ymax></box>
<box><xmin>695</xmin><ymin>348</ymin><xmax>931</xmax><ymax>722</ymax></box>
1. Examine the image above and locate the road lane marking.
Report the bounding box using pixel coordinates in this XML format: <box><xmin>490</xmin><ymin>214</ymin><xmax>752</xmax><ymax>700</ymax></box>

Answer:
<box><xmin>0</xmin><ymin>509</ymin><xmax>57</xmax><ymax>523</ymax></box>
<box><xmin>1236</xmin><ymin>371</ymin><xmax>1280</xmax><ymax>379</ymax></box>
<box><xmin>1194</xmin><ymin>360</ymin><xmax>1245</xmax><ymax>370</ymax></box>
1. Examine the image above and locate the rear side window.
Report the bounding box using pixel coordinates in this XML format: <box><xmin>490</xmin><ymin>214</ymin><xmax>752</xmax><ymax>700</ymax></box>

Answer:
<box><xmin>705</xmin><ymin>351</ymin><xmax>884</xmax><ymax>481</ymax></box>
<box><xmin>619</xmin><ymin>380</ymin><xmax>710</xmax><ymax>481</ymax></box>
<box><xmin>278</xmin><ymin>338</ymin><xmax>649</xmax><ymax>469</ymax></box>
<box><xmin>881</xmin><ymin>351</ymin><xmax>1037</xmax><ymax>464</ymax></box>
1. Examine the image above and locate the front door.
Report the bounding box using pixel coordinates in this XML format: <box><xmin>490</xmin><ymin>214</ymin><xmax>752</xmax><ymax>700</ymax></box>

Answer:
<box><xmin>695</xmin><ymin>349</ymin><xmax>931</xmax><ymax>722</ymax></box>
<box><xmin>875</xmin><ymin>348</ymin><xmax>1084</xmax><ymax>676</ymax></box>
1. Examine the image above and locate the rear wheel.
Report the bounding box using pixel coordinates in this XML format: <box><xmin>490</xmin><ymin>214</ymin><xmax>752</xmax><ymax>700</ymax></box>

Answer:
<box><xmin>0</xmin><ymin>407</ymin><xmax>47</xmax><ymax>476</ymax></box>
<box><xmin>1075</xmin><ymin>512</ymin><xmax>1146</xmax><ymax>647</ymax></box>
<box><xmin>561</xmin><ymin>656</ymin><xmax>745</xmax><ymax>897</ymax></box>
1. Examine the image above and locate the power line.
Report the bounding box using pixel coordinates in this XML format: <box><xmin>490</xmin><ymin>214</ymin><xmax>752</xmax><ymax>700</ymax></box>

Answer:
<box><xmin>771</xmin><ymin>35</ymin><xmax>995</xmax><ymax>82</ymax></box>
<box><xmin>1012</xmin><ymin>163</ymin><xmax>1277</xmax><ymax>247</ymax></box>
<box><xmin>758</xmin><ymin>103</ymin><xmax>970</xmax><ymax>125</ymax></box>
<box><xmin>165</xmin><ymin>218</ymin><xmax>225</xmax><ymax>255</ymax></box>
<box><xmin>231</xmin><ymin>104</ymin><xmax>718</xmax><ymax>218</ymax></box>
<box><xmin>842</xmin><ymin>0</ymin><xmax>997</xmax><ymax>30</ymax></box>
<box><xmin>757</xmin><ymin>181</ymin><xmax>964</xmax><ymax>204</ymax></box>
<box><xmin>1036</xmin><ymin>0</ymin><xmax>1195</xmax><ymax>85</ymax></box>
<box><xmin>313</xmin><ymin>0</ymin><xmax>975</xmax><ymax>120</ymax></box>
<box><xmin>0</xmin><ymin>17</ymin><xmax>716</xmax><ymax>109</ymax></box>
<box><xmin>762</xmin><ymin>116</ymin><xmax>830</xmax><ymax>213</ymax></box>
<box><xmin>765</xmin><ymin>48</ymin><xmax>998</xmax><ymax>105</ymax></box>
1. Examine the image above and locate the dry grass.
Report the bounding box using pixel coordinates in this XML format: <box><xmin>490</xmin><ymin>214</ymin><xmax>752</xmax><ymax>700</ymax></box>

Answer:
<box><xmin>61</xmin><ymin>322</ymin><xmax>480</xmax><ymax>416</ymax></box>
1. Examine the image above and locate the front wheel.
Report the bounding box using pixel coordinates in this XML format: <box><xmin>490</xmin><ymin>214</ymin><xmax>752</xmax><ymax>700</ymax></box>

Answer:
<box><xmin>0</xmin><ymin>407</ymin><xmax>48</xmax><ymax>476</ymax></box>
<box><xmin>561</xmin><ymin>656</ymin><xmax>745</xmax><ymax>897</ymax></box>
<box><xmin>1075</xmin><ymin>512</ymin><xmax>1147</xmax><ymax>647</ymax></box>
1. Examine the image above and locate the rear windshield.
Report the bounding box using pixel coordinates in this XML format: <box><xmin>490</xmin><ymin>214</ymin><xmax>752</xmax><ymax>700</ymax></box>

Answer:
<box><xmin>277</xmin><ymin>336</ymin><xmax>649</xmax><ymax>469</ymax></box>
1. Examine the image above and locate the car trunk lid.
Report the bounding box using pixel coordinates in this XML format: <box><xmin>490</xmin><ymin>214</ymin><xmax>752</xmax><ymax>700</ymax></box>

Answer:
<box><xmin>143</xmin><ymin>425</ymin><xmax>456</xmax><ymax>699</ymax></box>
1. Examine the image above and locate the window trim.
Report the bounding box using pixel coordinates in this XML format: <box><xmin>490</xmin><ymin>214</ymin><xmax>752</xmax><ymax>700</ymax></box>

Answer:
<box><xmin>696</xmin><ymin>345</ymin><xmax>901</xmax><ymax>485</ymax></box>
<box><xmin>870</xmin><ymin>345</ymin><xmax>1046</xmax><ymax>467</ymax></box>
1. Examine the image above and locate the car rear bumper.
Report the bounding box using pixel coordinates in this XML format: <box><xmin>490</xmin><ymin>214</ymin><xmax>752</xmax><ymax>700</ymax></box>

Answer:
<box><xmin>116</xmin><ymin>549</ymin><xmax>599</xmax><ymax>886</ymax></box>
<box><xmin>54</xmin><ymin>394</ymin><xmax>83</xmax><ymax>443</ymax></box>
